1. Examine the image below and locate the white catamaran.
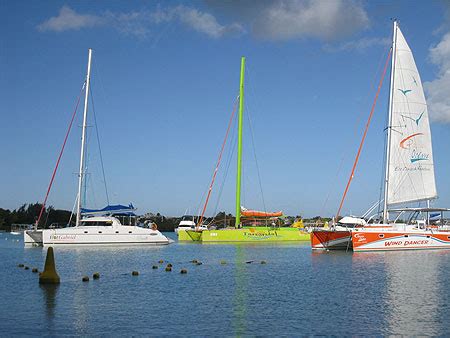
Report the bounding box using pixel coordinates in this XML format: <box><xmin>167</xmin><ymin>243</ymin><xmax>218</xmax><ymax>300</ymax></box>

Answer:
<box><xmin>24</xmin><ymin>49</ymin><xmax>171</xmax><ymax>246</ymax></box>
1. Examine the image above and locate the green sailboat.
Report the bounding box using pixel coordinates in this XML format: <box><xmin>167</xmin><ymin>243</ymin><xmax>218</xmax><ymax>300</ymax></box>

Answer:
<box><xmin>178</xmin><ymin>57</ymin><xmax>309</xmax><ymax>242</ymax></box>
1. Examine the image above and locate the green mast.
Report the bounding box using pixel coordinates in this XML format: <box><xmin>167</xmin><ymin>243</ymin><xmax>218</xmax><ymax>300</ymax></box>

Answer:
<box><xmin>235</xmin><ymin>56</ymin><xmax>245</xmax><ymax>228</ymax></box>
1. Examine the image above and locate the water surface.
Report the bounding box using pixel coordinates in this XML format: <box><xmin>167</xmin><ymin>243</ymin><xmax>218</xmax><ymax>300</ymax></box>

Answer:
<box><xmin>1</xmin><ymin>232</ymin><xmax>449</xmax><ymax>336</ymax></box>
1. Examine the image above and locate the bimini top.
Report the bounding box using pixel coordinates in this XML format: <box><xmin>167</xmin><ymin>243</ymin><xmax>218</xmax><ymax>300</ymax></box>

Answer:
<box><xmin>81</xmin><ymin>204</ymin><xmax>136</xmax><ymax>216</ymax></box>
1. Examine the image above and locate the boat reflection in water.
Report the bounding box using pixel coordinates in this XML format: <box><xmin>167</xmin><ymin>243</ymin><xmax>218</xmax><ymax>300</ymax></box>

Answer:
<box><xmin>352</xmin><ymin>251</ymin><xmax>444</xmax><ymax>336</ymax></box>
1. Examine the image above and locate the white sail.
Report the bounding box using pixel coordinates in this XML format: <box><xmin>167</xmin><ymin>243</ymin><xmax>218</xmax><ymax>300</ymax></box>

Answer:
<box><xmin>386</xmin><ymin>26</ymin><xmax>437</xmax><ymax>205</ymax></box>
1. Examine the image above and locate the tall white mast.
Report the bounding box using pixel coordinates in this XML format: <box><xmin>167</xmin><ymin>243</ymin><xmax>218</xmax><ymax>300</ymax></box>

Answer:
<box><xmin>383</xmin><ymin>21</ymin><xmax>398</xmax><ymax>223</ymax></box>
<box><xmin>76</xmin><ymin>48</ymin><xmax>92</xmax><ymax>226</ymax></box>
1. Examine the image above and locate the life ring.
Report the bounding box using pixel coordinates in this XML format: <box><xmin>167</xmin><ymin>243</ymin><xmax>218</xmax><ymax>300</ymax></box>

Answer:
<box><xmin>151</xmin><ymin>223</ymin><xmax>158</xmax><ymax>231</ymax></box>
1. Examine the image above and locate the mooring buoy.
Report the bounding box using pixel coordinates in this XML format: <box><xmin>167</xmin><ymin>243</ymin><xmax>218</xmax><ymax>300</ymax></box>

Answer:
<box><xmin>82</xmin><ymin>276</ymin><xmax>89</xmax><ymax>282</ymax></box>
<box><xmin>158</xmin><ymin>260</ymin><xmax>164</xmax><ymax>264</ymax></box>
<box><xmin>39</xmin><ymin>247</ymin><xmax>60</xmax><ymax>284</ymax></box>
<box><xmin>220</xmin><ymin>260</ymin><xmax>227</xmax><ymax>265</ymax></box>
<box><xmin>180</xmin><ymin>269</ymin><xmax>187</xmax><ymax>274</ymax></box>
<box><xmin>261</xmin><ymin>260</ymin><xmax>267</xmax><ymax>264</ymax></box>
<box><xmin>152</xmin><ymin>265</ymin><xmax>158</xmax><ymax>269</ymax></box>
<box><xmin>32</xmin><ymin>268</ymin><xmax>39</xmax><ymax>273</ymax></box>
<box><xmin>18</xmin><ymin>264</ymin><xmax>24</xmax><ymax>268</ymax></box>
<box><xmin>165</xmin><ymin>266</ymin><xmax>172</xmax><ymax>272</ymax></box>
<box><xmin>191</xmin><ymin>259</ymin><xmax>198</xmax><ymax>264</ymax></box>
<box><xmin>132</xmin><ymin>271</ymin><xmax>139</xmax><ymax>276</ymax></box>
<box><xmin>93</xmin><ymin>272</ymin><xmax>100</xmax><ymax>279</ymax></box>
<box><xmin>167</xmin><ymin>263</ymin><xmax>173</xmax><ymax>268</ymax></box>
<box><xmin>24</xmin><ymin>266</ymin><xmax>29</xmax><ymax>270</ymax></box>
<box><xmin>196</xmin><ymin>261</ymin><xmax>203</xmax><ymax>266</ymax></box>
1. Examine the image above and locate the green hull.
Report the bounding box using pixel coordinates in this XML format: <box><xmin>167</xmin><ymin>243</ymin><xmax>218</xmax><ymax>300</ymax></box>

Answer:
<box><xmin>178</xmin><ymin>227</ymin><xmax>310</xmax><ymax>242</ymax></box>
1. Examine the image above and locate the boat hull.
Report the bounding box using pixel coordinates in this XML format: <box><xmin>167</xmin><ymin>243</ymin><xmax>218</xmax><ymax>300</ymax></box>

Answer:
<box><xmin>25</xmin><ymin>227</ymin><xmax>170</xmax><ymax>246</ymax></box>
<box><xmin>352</xmin><ymin>229</ymin><xmax>450</xmax><ymax>251</ymax></box>
<box><xmin>310</xmin><ymin>229</ymin><xmax>352</xmax><ymax>250</ymax></box>
<box><xmin>178</xmin><ymin>227</ymin><xmax>310</xmax><ymax>242</ymax></box>
<box><xmin>24</xmin><ymin>230</ymin><xmax>43</xmax><ymax>246</ymax></box>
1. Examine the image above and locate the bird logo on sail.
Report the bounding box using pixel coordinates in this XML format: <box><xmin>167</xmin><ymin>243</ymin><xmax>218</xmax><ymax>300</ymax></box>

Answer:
<box><xmin>399</xmin><ymin>133</ymin><xmax>424</xmax><ymax>149</ymax></box>
<box><xmin>401</xmin><ymin>111</ymin><xmax>425</xmax><ymax>126</ymax></box>
<box><xmin>398</xmin><ymin>88</ymin><xmax>412</xmax><ymax>96</ymax></box>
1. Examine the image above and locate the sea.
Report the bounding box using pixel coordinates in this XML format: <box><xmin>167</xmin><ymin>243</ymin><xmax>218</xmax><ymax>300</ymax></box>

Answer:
<box><xmin>1</xmin><ymin>232</ymin><xmax>449</xmax><ymax>336</ymax></box>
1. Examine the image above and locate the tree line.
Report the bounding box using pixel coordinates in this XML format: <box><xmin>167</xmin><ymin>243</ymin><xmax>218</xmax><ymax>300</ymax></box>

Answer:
<box><xmin>0</xmin><ymin>203</ymin><xmax>328</xmax><ymax>232</ymax></box>
<box><xmin>0</xmin><ymin>203</ymin><xmax>72</xmax><ymax>231</ymax></box>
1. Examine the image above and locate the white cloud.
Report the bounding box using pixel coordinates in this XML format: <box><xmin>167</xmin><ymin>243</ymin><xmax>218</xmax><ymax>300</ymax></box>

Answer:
<box><xmin>37</xmin><ymin>5</ymin><xmax>243</xmax><ymax>39</ymax></box>
<box><xmin>104</xmin><ymin>10</ymin><xmax>153</xmax><ymax>38</ymax></box>
<box><xmin>255</xmin><ymin>0</ymin><xmax>368</xmax><ymax>41</ymax></box>
<box><xmin>323</xmin><ymin>37</ymin><xmax>390</xmax><ymax>52</ymax></box>
<box><xmin>174</xmin><ymin>6</ymin><xmax>244</xmax><ymax>39</ymax></box>
<box><xmin>424</xmin><ymin>32</ymin><xmax>450</xmax><ymax>124</ymax></box>
<box><xmin>205</xmin><ymin>0</ymin><xmax>369</xmax><ymax>41</ymax></box>
<box><xmin>38</xmin><ymin>2</ymin><xmax>368</xmax><ymax>42</ymax></box>
<box><xmin>37</xmin><ymin>6</ymin><xmax>104</xmax><ymax>32</ymax></box>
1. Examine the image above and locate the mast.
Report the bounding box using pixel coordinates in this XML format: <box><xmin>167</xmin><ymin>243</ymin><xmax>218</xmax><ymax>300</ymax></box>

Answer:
<box><xmin>383</xmin><ymin>21</ymin><xmax>398</xmax><ymax>224</ymax></box>
<box><xmin>76</xmin><ymin>48</ymin><xmax>92</xmax><ymax>226</ymax></box>
<box><xmin>235</xmin><ymin>56</ymin><xmax>245</xmax><ymax>228</ymax></box>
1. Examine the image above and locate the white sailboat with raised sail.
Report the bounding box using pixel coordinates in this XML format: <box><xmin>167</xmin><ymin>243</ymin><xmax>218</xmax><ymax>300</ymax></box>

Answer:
<box><xmin>351</xmin><ymin>21</ymin><xmax>450</xmax><ymax>251</ymax></box>
<box><xmin>312</xmin><ymin>20</ymin><xmax>450</xmax><ymax>251</ymax></box>
<box><xmin>24</xmin><ymin>49</ymin><xmax>171</xmax><ymax>246</ymax></box>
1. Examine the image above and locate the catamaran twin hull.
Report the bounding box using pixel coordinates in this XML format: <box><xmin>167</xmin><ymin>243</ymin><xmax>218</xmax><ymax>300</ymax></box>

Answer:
<box><xmin>178</xmin><ymin>227</ymin><xmax>310</xmax><ymax>242</ymax></box>
<box><xmin>310</xmin><ymin>230</ymin><xmax>352</xmax><ymax>250</ymax></box>
<box><xmin>24</xmin><ymin>228</ymin><xmax>171</xmax><ymax>246</ymax></box>
<box><xmin>351</xmin><ymin>229</ymin><xmax>450</xmax><ymax>251</ymax></box>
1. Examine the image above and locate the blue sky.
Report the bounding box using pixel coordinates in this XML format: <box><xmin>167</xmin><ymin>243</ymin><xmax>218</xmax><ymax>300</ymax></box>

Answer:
<box><xmin>1</xmin><ymin>0</ymin><xmax>449</xmax><ymax>218</ymax></box>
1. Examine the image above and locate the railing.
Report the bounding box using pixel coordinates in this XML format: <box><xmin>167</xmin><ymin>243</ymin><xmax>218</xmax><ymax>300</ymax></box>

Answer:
<box><xmin>11</xmin><ymin>224</ymin><xmax>34</xmax><ymax>232</ymax></box>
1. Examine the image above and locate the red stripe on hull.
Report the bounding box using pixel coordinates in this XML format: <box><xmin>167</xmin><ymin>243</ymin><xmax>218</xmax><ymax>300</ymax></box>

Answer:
<box><xmin>352</xmin><ymin>231</ymin><xmax>450</xmax><ymax>252</ymax></box>
<box><xmin>311</xmin><ymin>230</ymin><xmax>351</xmax><ymax>250</ymax></box>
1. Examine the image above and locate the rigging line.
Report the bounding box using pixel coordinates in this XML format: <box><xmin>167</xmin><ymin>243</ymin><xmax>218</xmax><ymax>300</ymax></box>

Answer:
<box><xmin>44</xmin><ymin>207</ymin><xmax>50</xmax><ymax>227</ymax></box>
<box><xmin>197</xmin><ymin>96</ymin><xmax>239</xmax><ymax>229</ymax></box>
<box><xmin>35</xmin><ymin>81</ymin><xmax>85</xmax><ymax>227</ymax></box>
<box><xmin>212</xmin><ymin>108</ymin><xmax>238</xmax><ymax>220</ymax></box>
<box><xmin>68</xmin><ymin>194</ymin><xmax>78</xmax><ymax>226</ymax></box>
<box><xmin>83</xmin><ymin>132</ymin><xmax>89</xmax><ymax>208</ymax></box>
<box><xmin>244</xmin><ymin>64</ymin><xmax>267</xmax><ymax>215</ymax></box>
<box><xmin>378</xmin><ymin>73</ymin><xmax>390</xmax><ymax>218</ymax></box>
<box><xmin>89</xmin><ymin>85</ymin><xmax>110</xmax><ymax>205</ymax></box>
<box><xmin>196</xmin><ymin>181</ymin><xmax>210</xmax><ymax>223</ymax></box>
<box><xmin>245</xmin><ymin>102</ymin><xmax>267</xmax><ymax>214</ymax></box>
<box><xmin>336</xmin><ymin>47</ymin><xmax>393</xmax><ymax>220</ymax></box>
<box><xmin>321</xmin><ymin>45</ymin><xmax>390</xmax><ymax>217</ymax></box>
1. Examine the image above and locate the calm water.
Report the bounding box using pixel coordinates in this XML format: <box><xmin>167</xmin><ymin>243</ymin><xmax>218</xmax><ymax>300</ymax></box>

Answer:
<box><xmin>1</xmin><ymin>232</ymin><xmax>449</xmax><ymax>336</ymax></box>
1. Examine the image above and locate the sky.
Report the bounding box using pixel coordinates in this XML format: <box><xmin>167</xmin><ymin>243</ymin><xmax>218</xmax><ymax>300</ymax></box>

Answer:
<box><xmin>1</xmin><ymin>0</ymin><xmax>449</xmax><ymax>218</ymax></box>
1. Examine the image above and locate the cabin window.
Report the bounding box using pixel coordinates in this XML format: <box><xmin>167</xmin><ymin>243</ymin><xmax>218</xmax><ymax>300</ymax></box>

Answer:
<box><xmin>426</xmin><ymin>235</ymin><xmax>430</xmax><ymax>238</ymax></box>
<box><xmin>404</xmin><ymin>234</ymin><xmax>409</xmax><ymax>237</ymax></box>
<box><xmin>128</xmin><ymin>231</ymin><xmax>132</xmax><ymax>234</ymax></box>
<box><xmin>115</xmin><ymin>231</ymin><xmax>119</xmax><ymax>234</ymax></box>
<box><xmin>80</xmin><ymin>221</ymin><xmax>113</xmax><ymax>227</ymax></box>
<box><xmin>84</xmin><ymin>231</ymin><xmax>88</xmax><ymax>234</ymax></box>
<box><xmin>98</xmin><ymin>231</ymin><xmax>102</xmax><ymax>234</ymax></box>
<box><xmin>379</xmin><ymin>234</ymin><xmax>384</xmax><ymax>238</ymax></box>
